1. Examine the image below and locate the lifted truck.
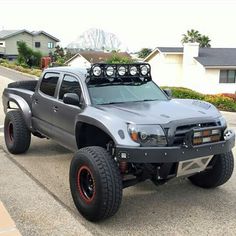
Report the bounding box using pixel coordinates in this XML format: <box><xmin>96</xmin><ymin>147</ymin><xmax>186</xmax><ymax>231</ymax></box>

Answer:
<box><xmin>2</xmin><ymin>63</ymin><xmax>235</xmax><ymax>222</ymax></box>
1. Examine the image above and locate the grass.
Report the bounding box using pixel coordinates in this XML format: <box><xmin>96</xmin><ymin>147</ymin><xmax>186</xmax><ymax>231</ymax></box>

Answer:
<box><xmin>0</xmin><ymin>59</ymin><xmax>41</xmax><ymax>77</ymax></box>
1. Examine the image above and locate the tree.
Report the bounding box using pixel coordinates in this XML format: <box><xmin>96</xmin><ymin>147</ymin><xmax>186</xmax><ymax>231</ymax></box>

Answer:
<box><xmin>138</xmin><ymin>48</ymin><xmax>152</xmax><ymax>58</ymax></box>
<box><xmin>181</xmin><ymin>29</ymin><xmax>211</xmax><ymax>48</ymax></box>
<box><xmin>17</xmin><ymin>41</ymin><xmax>42</xmax><ymax>67</ymax></box>
<box><xmin>198</xmin><ymin>35</ymin><xmax>211</xmax><ymax>48</ymax></box>
<box><xmin>106</xmin><ymin>52</ymin><xmax>134</xmax><ymax>64</ymax></box>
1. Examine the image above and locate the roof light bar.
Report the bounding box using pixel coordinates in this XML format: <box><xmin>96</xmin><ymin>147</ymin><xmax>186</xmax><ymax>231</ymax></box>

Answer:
<box><xmin>90</xmin><ymin>63</ymin><xmax>151</xmax><ymax>79</ymax></box>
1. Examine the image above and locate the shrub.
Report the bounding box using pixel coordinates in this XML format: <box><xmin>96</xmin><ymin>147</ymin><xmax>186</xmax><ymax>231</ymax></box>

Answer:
<box><xmin>162</xmin><ymin>86</ymin><xmax>236</xmax><ymax>112</ymax></box>
<box><xmin>220</xmin><ymin>93</ymin><xmax>236</xmax><ymax>102</ymax></box>
<box><xmin>162</xmin><ymin>87</ymin><xmax>205</xmax><ymax>100</ymax></box>
<box><xmin>17</xmin><ymin>41</ymin><xmax>42</xmax><ymax>68</ymax></box>
<box><xmin>204</xmin><ymin>95</ymin><xmax>236</xmax><ymax>112</ymax></box>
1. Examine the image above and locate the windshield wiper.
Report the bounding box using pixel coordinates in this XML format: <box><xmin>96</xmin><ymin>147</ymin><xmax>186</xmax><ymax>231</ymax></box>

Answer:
<box><xmin>132</xmin><ymin>99</ymin><xmax>159</xmax><ymax>103</ymax></box>
<box><xmin>97</xmin><ymin>101</ymin><xmax>126</xmax><ymax>105</ymax></box>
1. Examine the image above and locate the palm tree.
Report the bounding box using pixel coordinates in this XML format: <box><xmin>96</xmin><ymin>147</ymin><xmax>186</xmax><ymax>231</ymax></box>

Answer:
<box><xmin>198</xmin><ymin>35</ymin><xmax>211</xmax><ymax>48</ymax></box>
<box><xmin>181</xmin><ymin>29</ymin><xmax>201</xmax><ymax>44</ymax></box>
<box><xmin>181</xmin><ymin>29</ymin><xmax>211</xmax><ymax>48</ymax></box>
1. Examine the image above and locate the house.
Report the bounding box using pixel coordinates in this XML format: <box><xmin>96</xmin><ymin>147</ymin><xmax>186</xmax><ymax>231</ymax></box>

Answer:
<box><xmin>65</xmin><ymin>51</ymin><xmax>131</xmax><ymax>67</ymax></box>
<box><xmin>144</xmin><ymin>43</ymin><xmax>236</xmax><ymax>94</ymax></box>
<box><xmin>0</xmin><ymin>29</ymin><xmax>60</xmax><ymax>59</ymax></box>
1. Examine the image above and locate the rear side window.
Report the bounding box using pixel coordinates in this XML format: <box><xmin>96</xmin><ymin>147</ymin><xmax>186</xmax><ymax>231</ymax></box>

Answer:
<box><xmin>59</xmin><ymin>74</ymin><xmax>81</xmax><ymax>99</ymax></box>
<box><xmin>40</xmin><ymin>72</ymin><xmax>60</xmax><ymax>96</ymax></box>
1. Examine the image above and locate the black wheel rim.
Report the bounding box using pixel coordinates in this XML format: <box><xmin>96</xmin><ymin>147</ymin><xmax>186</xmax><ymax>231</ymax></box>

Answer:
<box><xmin>7</xmin><ymin>122</ymin><xmax>14</xmax><ymax>143</ymax></box>
<box><xmin>77</xmin><ymin>166</ymin><xmax>95</xmax><ymax>203</ymax></box>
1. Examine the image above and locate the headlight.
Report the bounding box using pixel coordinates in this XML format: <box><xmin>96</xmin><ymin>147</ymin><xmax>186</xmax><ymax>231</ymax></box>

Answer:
<box><xmin>140</xmin><ymin>65</ymin><xmax>149</xmax><ymax>76</ymax></box>
<box><xmin>118</xmin><ymin>66</ymin><xmax>126</xmax><ymax>76</ymax></box>
<box><xmin>128</xmin><ymin>124</ymin><xmax>167</xmax><ymax>147</ymax></box>
<box><xmin>106</xmin><ymin>66</ymin><xmax>115</xmax><ymax>76</ymax></box>
<box><xmin>129</xmin><ymin>66</ymin><xmax>138</xmax><ymax>76</ymax></box>
<box><xmin>93</xmin><ymin>66</ymin><xmax>102</xmax><ymax>76</ymax></box>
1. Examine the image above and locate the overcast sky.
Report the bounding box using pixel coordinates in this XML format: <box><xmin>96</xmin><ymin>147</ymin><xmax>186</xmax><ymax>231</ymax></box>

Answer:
<box><xmin>1</xmin><ymin>0</ymin><xmax>236</xmax><ymax>51</ymax></box>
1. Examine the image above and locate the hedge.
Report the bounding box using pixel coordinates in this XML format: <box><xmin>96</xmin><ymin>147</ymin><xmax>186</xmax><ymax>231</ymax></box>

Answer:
<box><xmin>162</xmin><ymin>87</ymin><xmax>236</xmax><ymax>112</ymax></box>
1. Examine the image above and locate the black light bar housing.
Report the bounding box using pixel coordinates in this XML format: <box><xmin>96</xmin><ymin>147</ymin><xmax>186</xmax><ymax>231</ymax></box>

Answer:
<box><xmin>89</xmin><ymin>63</ymin><xmax>152</xmax><ymax>81</ymax></box>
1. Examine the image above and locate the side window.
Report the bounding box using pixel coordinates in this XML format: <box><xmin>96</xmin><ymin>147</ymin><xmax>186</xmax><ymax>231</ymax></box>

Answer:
<box><xmin>40</xmin><ymin>72</ymin><xmax>60</xmax><ymax>97</ymax></box>
<box><xmin>59</xmin><ymin>74</ymin><xmax>81</xmax><ymax>100</ymax></box>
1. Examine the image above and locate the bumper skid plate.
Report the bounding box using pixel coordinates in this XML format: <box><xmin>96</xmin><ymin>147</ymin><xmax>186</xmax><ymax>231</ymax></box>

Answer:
<box><xmin>177</xmin><ymin>155</ymin><xmax>213</xmax><ymax>177</ymax></box>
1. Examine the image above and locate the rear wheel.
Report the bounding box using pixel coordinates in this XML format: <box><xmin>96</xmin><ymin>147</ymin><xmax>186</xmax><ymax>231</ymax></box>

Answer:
<box><xmin>70</xmin><ymin>146</ymin><xmax>122</xmax><ymax>221</ymax></box>
<box><xmin>4</xmin><ymin>110</ymin><xmax>31</xmax><ymax>154</ymax></box>
<box><xmin>189</xmin><ymin>151</ymin><xmax>234</xmax><ymax>188</ymax></box>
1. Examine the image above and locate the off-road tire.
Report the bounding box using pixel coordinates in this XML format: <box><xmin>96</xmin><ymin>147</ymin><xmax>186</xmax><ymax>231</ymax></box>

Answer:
<box><xmin>70</xmin><ymin>146</ymin><xmax>122</xmax><ymax>222</ymax></box>
<box><xmin>189</xmin><ymin>151</ymin><xmax>234</xmax><ymax>188</ymax></box>
<box><xmin>4</xmin><ymin>110</ymin><xmax>31</xmax><ymax>154</ymax></box>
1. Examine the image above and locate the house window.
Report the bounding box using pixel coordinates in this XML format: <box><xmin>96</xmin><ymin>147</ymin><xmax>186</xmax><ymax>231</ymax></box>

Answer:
<box><xmin>35</xmin><ymin>42</ymin><xmax>41</xmax><ymax>48</ymax></box>
<box><xmin>48</xmin><ymin>42</ymin><xmax>54</xmax><ymax>49</ymax></box>
<box><xmin>0</xmin><ymin>43</ymin><xmax>3</xmax><ymax>46</ymax></box>
<box><xmin>219</xmin><ymin>70</ymin><xmax>236</xmax><ymax>83</ymax></box>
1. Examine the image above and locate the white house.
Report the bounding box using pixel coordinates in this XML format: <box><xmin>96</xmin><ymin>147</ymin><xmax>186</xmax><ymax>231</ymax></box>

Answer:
<box><xmin>144</xmin><ymin>43</ymin><xmax>236</xmax><ymax>94</ymax></box>
<box><xmin>65</xmin><ymin>51</ymin><xmax>131</xmax><ymax>68</ymax></box>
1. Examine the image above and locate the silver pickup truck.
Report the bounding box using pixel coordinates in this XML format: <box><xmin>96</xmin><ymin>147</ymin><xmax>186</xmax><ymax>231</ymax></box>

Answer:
<box><xmin>2</xmin><ymin>63</ymin><xmax>235</xmax><ymax>222</ymax></box>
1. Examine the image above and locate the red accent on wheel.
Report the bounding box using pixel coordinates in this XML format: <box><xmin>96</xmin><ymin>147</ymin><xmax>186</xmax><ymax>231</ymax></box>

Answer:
<box><xmin>7</xmin><ymin>122</ymin><xmax>14</xmax><ymax>143</ymax></box>
<box><xmin>77</xmin><ymin>165</ymin><xmax>96</xmax><ymax>204</ymax></box>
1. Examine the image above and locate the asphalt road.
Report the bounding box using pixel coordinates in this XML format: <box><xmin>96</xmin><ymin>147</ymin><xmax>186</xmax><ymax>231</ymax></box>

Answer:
<box><xmin>0</xmin><ymin>67</ymin><xmax>236</xmax><ymax>236</ymax></box>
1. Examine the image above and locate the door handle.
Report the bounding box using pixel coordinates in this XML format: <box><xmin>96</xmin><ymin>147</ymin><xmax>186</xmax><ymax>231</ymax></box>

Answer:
<box><xmin>53</xmin><ymin>106</ymin><xmax>58</xmax><ymax>112</ymax></box>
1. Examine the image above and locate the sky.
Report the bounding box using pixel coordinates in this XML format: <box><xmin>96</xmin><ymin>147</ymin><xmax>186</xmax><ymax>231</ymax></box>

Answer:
<box><xmin>1</xmin><ymin>0</ymin><xmax>236</xmax><ymax>51</ymax></box>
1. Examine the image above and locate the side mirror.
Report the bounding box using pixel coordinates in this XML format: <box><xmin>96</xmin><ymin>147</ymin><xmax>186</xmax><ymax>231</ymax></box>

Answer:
<box><xmin>63</xmin><ymin>93</ymin><xmax>80</xmax><ymax>106</ymax></box>
<box><xmin>163</xmin><ymin>88</ymin><xmax>172</xmax><ymax>98</ymax></box>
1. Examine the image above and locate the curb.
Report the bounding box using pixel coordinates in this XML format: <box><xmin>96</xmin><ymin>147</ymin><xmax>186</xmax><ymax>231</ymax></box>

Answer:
<box><xmin>0</xmin><ymin>201</ymin><xmax>21</xmax><ymax>235</ymax></box>
<box><xmin>0</xmin><ymin>66</ymin><xmax>38</xmax><ymax>79</ymax></box>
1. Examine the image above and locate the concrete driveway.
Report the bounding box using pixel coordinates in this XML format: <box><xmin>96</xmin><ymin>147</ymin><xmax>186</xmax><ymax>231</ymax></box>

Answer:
<box><xmin>0</xmin><ymin>69</ymin><xmax>236</xmax><ymax>236</ymax></box>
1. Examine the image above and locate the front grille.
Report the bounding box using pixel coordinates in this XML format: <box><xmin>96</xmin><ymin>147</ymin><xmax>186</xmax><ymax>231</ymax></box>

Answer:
<box><xmin>173</xmin><ymin>122</ymin><xmax>219</xmax><ymax>146</ymax></box>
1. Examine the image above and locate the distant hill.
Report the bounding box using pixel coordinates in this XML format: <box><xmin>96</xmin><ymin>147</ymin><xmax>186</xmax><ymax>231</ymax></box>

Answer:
<box><xmin>67</xmin><ymin>28</ymin><xmax>127</xmax><ymax>51</ymax></box>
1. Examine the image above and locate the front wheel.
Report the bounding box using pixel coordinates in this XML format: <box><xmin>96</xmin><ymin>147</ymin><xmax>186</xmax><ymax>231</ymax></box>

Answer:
<box><xmin>189</xmin><ymin>151</ymin><xmax>234</xmax><ymax>188</ymax></box>
<box><xmin>70</xmin><ymin>146</ymin><xmax>122</xmax><ymax>222</ymax></box>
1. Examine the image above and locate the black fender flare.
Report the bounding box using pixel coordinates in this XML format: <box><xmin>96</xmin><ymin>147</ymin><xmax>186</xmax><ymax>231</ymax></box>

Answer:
<box><xmin>3</xmin><ymin>92</ymin><xmax>33</xmax><ymax>130</ymax></box>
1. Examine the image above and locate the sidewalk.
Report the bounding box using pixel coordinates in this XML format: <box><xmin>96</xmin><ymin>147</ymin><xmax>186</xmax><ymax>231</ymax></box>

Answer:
<box><xmin>0</xmin><ymin>149</ymin><xmax>94</xmax><ymax>236</ymax></box>
<box><xmin>0</xmin><ymin>201</ymin><xmax>21</xmax><ymax>236</ymax></box>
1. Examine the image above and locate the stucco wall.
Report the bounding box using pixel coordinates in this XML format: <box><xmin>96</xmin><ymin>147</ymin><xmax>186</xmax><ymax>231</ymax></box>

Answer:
<box><xmin>33</xmin><ymin>33</ymin><xmax>57</xmax><ymax>55</ymax></box>
<box><xmin>5</xmin><ymin>32</ymin><xmax>32</xmax><ymax>55</ymax></box>
<box><xmin>148</xmin><ymin>53</ymin><xmax>183</xmax><ymax>87</ymax></box>
<box><xmin>204</xmin><ymin>69</ymin><xmax>236</xmax><ymax>94</ymax></box>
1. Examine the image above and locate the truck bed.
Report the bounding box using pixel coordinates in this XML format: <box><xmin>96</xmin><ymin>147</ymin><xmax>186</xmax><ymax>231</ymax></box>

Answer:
<box><xmin>7</xmin><ymin>80</ymin><xmax>37</xmax><ymax>92</ymax></box>
<box><xmin>3</xmin><ymin>80</ymin><xmax>37</xmax><ymax>111</ymax></box>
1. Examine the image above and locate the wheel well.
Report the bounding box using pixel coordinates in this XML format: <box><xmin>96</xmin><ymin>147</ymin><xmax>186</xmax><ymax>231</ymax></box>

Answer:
<box><xmin>76</xmin><ymin>122</ymin><xmax>114</xmax><ymax>149</ymax></box>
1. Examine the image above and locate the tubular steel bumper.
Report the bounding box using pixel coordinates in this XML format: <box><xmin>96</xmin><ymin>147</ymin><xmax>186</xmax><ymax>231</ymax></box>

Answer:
<box><xmin>116</xmin><ymin>130</ymin><xmax>235</xmax><ymax>163</ymax></box>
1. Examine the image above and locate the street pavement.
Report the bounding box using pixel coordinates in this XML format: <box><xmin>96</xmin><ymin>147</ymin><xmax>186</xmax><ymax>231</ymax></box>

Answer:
<box><xmin>0</xmin><ymin>67</ymin><xmax>236</xmax><ymax>236</ymax></box>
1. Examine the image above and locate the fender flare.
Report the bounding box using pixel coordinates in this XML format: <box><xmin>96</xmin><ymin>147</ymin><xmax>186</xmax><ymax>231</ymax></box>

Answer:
<box><xmin>75</xmin><ymin>116</ymin><xmax>117</xmax><ymax>144</ymax></box>
<box><xmin>3</xmin><ymin>93</ymin><xmax>33</xmax><ymax>130</ymax></box>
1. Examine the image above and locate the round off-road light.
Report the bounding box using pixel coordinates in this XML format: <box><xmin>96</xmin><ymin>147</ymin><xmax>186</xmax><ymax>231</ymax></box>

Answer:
<box><xmin>118</xmin><ymin>66</ymin><xmax>126</xmax><ymax>76</ymax></box>
<box><xmin>93</xmin><ymin>66</ymin><xmax>102</xmax><ymax>76</ymax></box>
<box><xmin>106</xmin><ymin>66</ymin><xmax>115</xmax><ymax>76</ymax></box>
<box><xmin>140</xmin><ymin>65</ymin><xmax>149</xmax><ymax>76</ymax></box>
<box><xmin>130</xmin><ymin>66</ymin><xmax>138</xmax><ymax>76</ymax></box>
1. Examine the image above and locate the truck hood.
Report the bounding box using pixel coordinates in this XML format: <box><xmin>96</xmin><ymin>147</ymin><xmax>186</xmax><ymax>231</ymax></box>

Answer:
<box><xmin>95</xmin><ymin>99</ymin><xmax>221</xmax><ymax>125</ymax></box>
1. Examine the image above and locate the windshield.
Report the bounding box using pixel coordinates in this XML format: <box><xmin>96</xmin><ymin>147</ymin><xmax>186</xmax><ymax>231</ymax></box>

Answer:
<box><xmin>88</xmin><ymin>81</ymin><xmax>168</xmax><ymax>105</ymax></box>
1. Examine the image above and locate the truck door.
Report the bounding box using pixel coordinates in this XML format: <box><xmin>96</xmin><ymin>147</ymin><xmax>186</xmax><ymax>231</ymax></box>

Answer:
<box><xmin>31</xmin><ymin>72</ymin><xmax>61</xmax><ymax>138</ymax></box>
<box><xmin>52</xmin><ymin>73</ymin><xmax>83</xmax><ymax>150</ymax></box>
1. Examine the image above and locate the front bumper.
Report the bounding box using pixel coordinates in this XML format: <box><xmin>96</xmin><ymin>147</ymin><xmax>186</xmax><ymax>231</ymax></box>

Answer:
<box><xmin>116</xmin><ymin>130</ymin><xmax>235</xmax><ymax>163</ymax></box>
